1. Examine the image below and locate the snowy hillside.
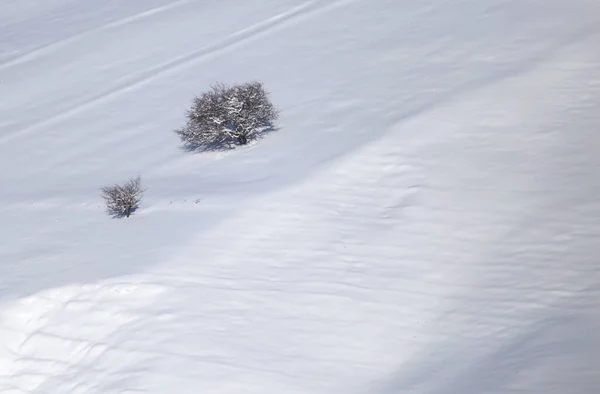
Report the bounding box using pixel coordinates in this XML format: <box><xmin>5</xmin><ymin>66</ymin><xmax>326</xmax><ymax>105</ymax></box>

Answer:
<box><xmin>1</xmin><ymin>0</ymin><xmax>600</xmax><ymax>393</ymax></box>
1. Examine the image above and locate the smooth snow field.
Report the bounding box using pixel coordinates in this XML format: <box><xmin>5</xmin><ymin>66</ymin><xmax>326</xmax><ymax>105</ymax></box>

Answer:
<box><xmin>1</xmin><ymin>0</ymin><xmax>599</xmax><ymax>393</ymax></box>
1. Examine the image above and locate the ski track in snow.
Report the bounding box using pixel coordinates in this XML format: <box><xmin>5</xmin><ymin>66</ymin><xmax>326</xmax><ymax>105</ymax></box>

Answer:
<box><xmin>0</xmin><ymin>0</ymin><xmax>357</xmax><ymax>146</ymax></box>
<box><xmin>0</xmin><ymin>0</ymin><xmax>196</xmax><ymax>73</ymax></box>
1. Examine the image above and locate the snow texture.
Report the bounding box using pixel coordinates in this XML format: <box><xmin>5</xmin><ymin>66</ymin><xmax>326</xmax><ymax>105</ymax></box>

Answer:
<box><xmin>1</xmin><ymin>0</ymin><xmax>599</xmax><ymax>393</ymax></box>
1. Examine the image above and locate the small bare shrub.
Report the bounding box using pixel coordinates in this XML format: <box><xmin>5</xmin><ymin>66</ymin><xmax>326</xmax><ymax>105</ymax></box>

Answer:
<box><xmin>176</xmin><ymin>81</ymin><xmax>279</xmax><ymax>149</ymax></box>
<box><xmin>101</xmin><ymin>176</ymin><xmax>144</xmax><ymax>218</ymax></box>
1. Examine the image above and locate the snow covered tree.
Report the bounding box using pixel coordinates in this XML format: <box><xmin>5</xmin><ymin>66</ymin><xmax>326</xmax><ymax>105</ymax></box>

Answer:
<box><xmin>101</xmin><ymin>176</ymin><xmax>144</xmax><ymax>218</ymax></box>
<box><xmin>176</xmin><ymin>81</ymin><xmax>279</xmax><ymax>149</ymax></box>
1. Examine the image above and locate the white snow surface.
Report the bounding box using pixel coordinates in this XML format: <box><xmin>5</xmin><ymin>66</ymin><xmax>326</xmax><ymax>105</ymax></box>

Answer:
<box><xmin>1</xmin><ymin>0</ymin><xmax>600</xmax><ymax>393</ymax></box>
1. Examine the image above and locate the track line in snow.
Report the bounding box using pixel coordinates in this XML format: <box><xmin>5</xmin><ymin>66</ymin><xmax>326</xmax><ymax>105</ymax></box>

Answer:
<box><xmin>0</xmin><ymin>0</ymin><xmax>196</xmax><ymax>72</ymax></box>
<box><xmin>0</xmin><ymin>0</ymin><xmax>359</xmax><ymax>146</ymax></box>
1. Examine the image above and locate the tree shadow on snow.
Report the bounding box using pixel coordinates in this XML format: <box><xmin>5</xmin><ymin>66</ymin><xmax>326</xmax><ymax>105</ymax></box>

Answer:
<box><xmin>179</xmin><ymin>125</ymin><xmax>280</xmax><ymax>154</ymax></box>
<box><xmin>106</xmin><ymin>204</ymin><xmax>141</xmax><ymax>219</ymax></box>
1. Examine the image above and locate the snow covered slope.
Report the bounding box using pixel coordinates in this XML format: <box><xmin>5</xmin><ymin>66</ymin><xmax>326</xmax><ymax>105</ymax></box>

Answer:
<box><xmin>1</xmin><ymin>0</ymin><xmax>600</xmax><ymax>393</ymax></box>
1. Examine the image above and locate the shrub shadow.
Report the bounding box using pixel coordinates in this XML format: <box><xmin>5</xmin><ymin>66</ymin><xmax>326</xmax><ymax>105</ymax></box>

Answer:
<box><xmin>179</xmin><ymin>124</ymin><xmax>280</xmax><ymax>154</ymax></box>
<box><xmin>106</xmin><ymin>203</ymin><xmax>141</xmax><ymax>219</ymax></box>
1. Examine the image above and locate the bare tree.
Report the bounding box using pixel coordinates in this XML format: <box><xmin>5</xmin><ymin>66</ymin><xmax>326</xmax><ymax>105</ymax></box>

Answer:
<box><xmin>101</xmin><ymin>176</ymin><xmax>144</xmax><ymax>218</ymax></box>
<box><xmin>176</xmin><ymin>81</ymin><xmax>279</xmax><ymax>149</ymax></box>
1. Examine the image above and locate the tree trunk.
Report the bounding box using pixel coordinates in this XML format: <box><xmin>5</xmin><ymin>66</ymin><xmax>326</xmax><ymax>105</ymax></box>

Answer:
<box><xmin>126</xmin><ymin>206</ymin><xmax>131</xmax><ymax>218</ymax></box>
<box><xmin>237</xmin><ymin>134</ymin><xmax>248</xmax><ymax>145</ymax></box>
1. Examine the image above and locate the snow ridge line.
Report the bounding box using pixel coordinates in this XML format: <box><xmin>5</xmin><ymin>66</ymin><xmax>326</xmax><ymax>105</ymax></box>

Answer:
<box><xmin>0</xmin><ymin>0</ymin><xmax>196</xmax><ymax>72</ymax></box>
<box><xmin>0</xmin><ymin>0</ymin><xmax>359</xmax><ymax>146</ymax></box>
